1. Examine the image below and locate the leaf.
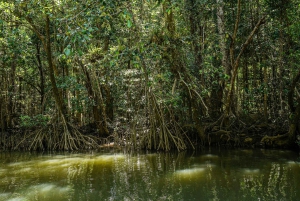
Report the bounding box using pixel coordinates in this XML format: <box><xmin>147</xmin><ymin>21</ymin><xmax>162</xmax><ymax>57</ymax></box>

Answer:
<box><xmin>127</xmin><ymin>20</ymin><xmax>132</xmax><ymax>28</ymax></box>
<box><xmin>166</xmin><ymin>8</ymin><xmax>171</xmax><ymax>15</ymax></box>
<box><xmin>64</xmin><ymin>48</ymin><xmax>71</xmax><ymax>56</ymax></box>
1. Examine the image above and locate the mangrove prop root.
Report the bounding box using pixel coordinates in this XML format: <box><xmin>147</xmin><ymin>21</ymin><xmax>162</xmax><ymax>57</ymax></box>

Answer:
<box><xmin>14</xmin><ymin>121</ymin><xmax>99</xmax><ymax>151</ymax></box>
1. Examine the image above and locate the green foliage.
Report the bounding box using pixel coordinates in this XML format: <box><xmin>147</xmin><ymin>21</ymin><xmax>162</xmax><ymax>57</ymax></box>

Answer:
<box><xmin>20</xmin><ymin>115</ymin><xmax>50</xmax><ymax>128</ymax></box>
<box><xmin>56</xmin><ymin>76</ymin><xmax>85</xmax><ymax>92</ymax></box>
<box><xmin>0</xmin><ymin>0</ymin><xmax>300</xmax><ymax>150</ymax></box>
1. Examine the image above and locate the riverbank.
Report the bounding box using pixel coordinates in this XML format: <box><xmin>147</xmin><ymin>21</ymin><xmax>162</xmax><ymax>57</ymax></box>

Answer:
<box><xmin>1</xmin><ymin>118</ymin><xmax>299</xmax><ymax>151</ymax></box>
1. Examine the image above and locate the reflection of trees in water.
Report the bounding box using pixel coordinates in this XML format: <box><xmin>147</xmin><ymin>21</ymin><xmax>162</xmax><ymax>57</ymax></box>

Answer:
<box><xmin>1</xmin><ymin>151</ymin><xmax>300</xmax><ymax>200</ymax></box>
<box><xmin>67</xmin><ymin>158</ymin><xmax>96</xmax><ymax>200</ymax></box>
<box><xmin>68</xmin><ymin>152</ymin><xmax>300</xmax><ymax>200</ymax></box>
<box><xmin>201</xmin><ymin>151</ymin><xmax>299</xmax><ymax>201</ymax></box>
<box><xmin>101</xmin><ymin>152</ymin><xmax>187</xmax><ymax>200</ymax></box>
<box><xmin>235</xmin><ymin>162</ymin><xmax>297</xmax><ymax>201</ymax></box>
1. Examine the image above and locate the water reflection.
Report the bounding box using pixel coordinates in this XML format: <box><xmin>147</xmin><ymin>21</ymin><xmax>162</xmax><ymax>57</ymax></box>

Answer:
<box><xmin>0</xmin><ymin>149</ymin><xmax>299</xmax><ymax>201</ymax></box>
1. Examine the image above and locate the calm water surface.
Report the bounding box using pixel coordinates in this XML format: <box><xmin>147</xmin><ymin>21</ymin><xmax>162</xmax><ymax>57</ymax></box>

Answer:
<box><xmin>0</xmin><ymin>148</ymin><xmax>299</xmax><ymax>201</ymax></box>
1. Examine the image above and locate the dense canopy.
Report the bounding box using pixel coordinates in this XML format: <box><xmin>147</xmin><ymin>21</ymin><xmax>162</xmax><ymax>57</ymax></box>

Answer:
<box><xmin>0</xmin><ymin>0</ymin><xmax>300</xmax><ymax>151</ymax></box>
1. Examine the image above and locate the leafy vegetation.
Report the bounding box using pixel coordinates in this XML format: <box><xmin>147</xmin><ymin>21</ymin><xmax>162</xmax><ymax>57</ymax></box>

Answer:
<box><xmin>20</xmin><ymin>115</ymin><xmax>50</xmax><ymax>128</ymax></box>
<box><xmin>0</xmin><ymin>0</ymin><xmax>299</xmax><ymax>151</ymax></box>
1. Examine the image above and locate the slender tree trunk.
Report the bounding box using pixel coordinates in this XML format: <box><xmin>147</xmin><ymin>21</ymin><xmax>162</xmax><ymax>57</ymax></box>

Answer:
<box><xmin>7</xmin><ymin>23</ymin><xmax>18</xmax><ymax>127</ymax></box>
<box><xmin>288</xmin><ymin>68</ymin><xmax>300</xmax><ymax>143</ymax></box>
<box><xmin>243</xmin><ymin>58</ymin><xmax>249</xmax><ymax>112</ymax></box>
<box><xmin>103</xmin><ymin>85</ymin><xmax>114</xmax><ymax>121</ymax></box>
<box><xmin>209</xmin><ymin>0</ymin><xmax>230</xmax><ymax>118</ymax></box>
<box><xmin>163</xmin><ymin>0</ymin><xmax>181</xmax><ymax>75</ymax></box>
<box><xmin>78</xmin><ymin>59</ymin><xmax>109</xmax><ymax>137</ymax></box>
<box><xmin>164</xmin><ymin>0</ymin><xmax>175</xmax><ymax>36</ymax></box>
<box><xmin>44</xmin><ymin>15</ymin><xmax>67</xmax><ymax>120</ymax></box>
<box><xmin>263</xmin><ymin>65</ymin><xmax>268</xmax><ymax>121</ymax></box>
<box><xmin>103</xmin><ymin>36</ymin><xmax>114</xmax><ymax>121</ymax></box>
<box><xmin>7</xmin><ymin>53</ymin><xmax>17</xmax><ymax>128</ymax></box>
<box><xmin>225</xmin><ymin>14</ymin><xmax>266</xmax><ymax>116</ymax></box>
<box><xmin>187</xmin><ymin>0</ymin><xmax>203</xmax><ymax>78</ymax></box>
<box><xmin>288</xmin><ymin>102</ymin><xmax>300</xmax><ymax>144</ymax></box>
<box><xmin>217</xmin><ymin>0</ymin><xmax>230</xmax><ymax>76</ymax></box>
<box><xmin>15</xmin><ymin>11</ymin><xmax>66</xmax><ymax>118</ymax></box>
<box><xmin>0</xmin><ymin>96</ymin><xmax>5</xmax><ymax>132</ymax></box>
<box><xmin>73</xmin><ymin>66</ymin><xmax>82</xmax><ymax>126</ymax></box>
<box><xmin>36</xmin><ymin>41</ymin><xmax>45</xmax><ymax>113</ymax></box>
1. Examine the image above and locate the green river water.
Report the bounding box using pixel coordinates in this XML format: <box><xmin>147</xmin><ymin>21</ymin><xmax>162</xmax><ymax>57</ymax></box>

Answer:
<box><xmin>0</xmin><ymin>148</ymin><xmax>299</xmax><ymax>201</ymax></box>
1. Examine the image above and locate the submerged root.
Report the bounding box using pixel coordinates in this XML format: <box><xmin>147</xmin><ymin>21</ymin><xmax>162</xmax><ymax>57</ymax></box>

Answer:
<box><xmin>0</xmin><ymin>132</ymin><xmax>22</xmax><ymax>150</ymax></box>
<box><xmin>260</xmin><ymin>134</ymin><xmax>290</xmax><ymax>148</ymax></box>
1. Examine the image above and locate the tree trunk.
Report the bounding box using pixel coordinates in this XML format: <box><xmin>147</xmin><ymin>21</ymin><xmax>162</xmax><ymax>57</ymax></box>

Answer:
<box><xmin>164</xmin><ymin>0</ymin><xmax>175</xmax><ymax>35</ymax></box>
<box><xmin>45</xmin><ymin>15</ymin><xmax>67</xmax><ymax>119</ymax></box>
<box><xmin>263</xmin><ymin>64</ymin><xmax>268</xmax><ymax>121</ymax></box>
<box><xmin>7</xmin><ymin>52</ymin><xmax>17</xmax><ymax>128</ymax></box>
<box><xmin>187</xmin><ymin>0</ymin><xmax>203</xmax><ymax>78</ymax></box>
<box><xmin>78</xmin><ymin>59</ymin><xmax>109</xmax><ymax>137</ymax></box>
<box><xmin>7</xmin><ymin>21</ymin><xmax>18</xmax><ymax>127</ymax></box>
<box><xmin>225</xmin><ymin>14</ymin><xmax>266</xmax><ymax>116</ymax></box>
<box><xmin>217</xmin><ymin>0</ymin><xmax>230</xmax><ymax>76</ymax></box>
<box><xmin>288</xmin><ymin>102</ymin><xmax>300</xmax><ymax>144</ymax></box>
<box><xmin>35</xmin><ymin>41</ymin><xmax>45</xmax><ymax>113</ymax></box>
<box><xmin>103</xmin><ymin>36</ymin><xmax>114</xmax><ymax>122</ymax></box>
<box><xmin>288</xmin><ymin>68</ymin><xmax>300</xmax><ymax>143</ymax></box>
<box><xmin>209</xmin><ymin>0</ymin><xmax>230</xmax><ymax>119</ymax></box>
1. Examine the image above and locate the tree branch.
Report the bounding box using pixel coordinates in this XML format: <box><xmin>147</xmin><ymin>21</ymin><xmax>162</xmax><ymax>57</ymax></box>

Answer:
<box><xmin>226</xmin><ymin>14</ymin><xmax>266</xmax><ymax>115</ymax></box>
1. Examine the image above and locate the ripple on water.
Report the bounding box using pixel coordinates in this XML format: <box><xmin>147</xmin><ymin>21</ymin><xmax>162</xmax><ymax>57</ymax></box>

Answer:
<box><xmin>25</xmin><ymin>183</ymin><xmax>71</xmax><ymax>201</ymax></box>
<box><xmin>31</xmin><ymin>183</ymin><xmax>56</xmax><ymax>192</ymax></box>
<box><xmin>94</xmin><ymin>154</ymin><xmax>125</xmax><ymax>163</ymax></box>
<box><xmin>0</xmin><ymin>193</ymin><xmax>11</xmax><ymax>200</ymax></box>
<box><xmin>14</xmin><ymin>167</ymin><xmax>32</xmax><ymax>174</ymax></box>
<box><xmin>174</xmin><ymin>167</ymin><xmax>206</xmax><ymax>180</ymax></box>
<box><xmin>201</xmin><ymin>154</ymin><xmax>219</xmax><ymax>158</ymax></box>
<box><xmin>242</xmin><ymin>168</ymin><xmax>260</xmax><ymax>174</ymax></box>
<box><xmin>0</xmin><ymin>168</ymin><xmax>6</xmax><ymax>175</ymax></box>
<box><xmin>38</xmin><ymin>158</ymin><xmax>82</xmax><ymax>166</ymax></box>
<box><xmin>2</xmin><ymin>184</ymin><xmax>70</xmax><ymax>201</ymax></box>
<box><xmin>146</xmin><ymin>153</ymin><xmax>157</xmax><ymax>158</ymax></box>
<box><xmin>286</xmin><ymin>161</ymin><xmax>300</xmax><ymax>165</ymax></box>
<box><xmin>8</xmin><ymin>161</ymin><xmax>29</xmax><ymax>167</ymax></box>
<box><xmin>192</xmin><ymin>163</ymin><xmax>216</xmax><ymax>169</ymax></box>
<box><xmin>6</xmin><ymin>197</ymin><xmax>26</xmax><ymax>201</ymax></box>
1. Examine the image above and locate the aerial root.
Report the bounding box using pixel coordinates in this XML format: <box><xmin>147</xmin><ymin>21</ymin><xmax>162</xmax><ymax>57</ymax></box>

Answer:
<box><xmin>15</xmin><ymin>121</ymin><xmax>99</xmax><ymax>151</ymax></box>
